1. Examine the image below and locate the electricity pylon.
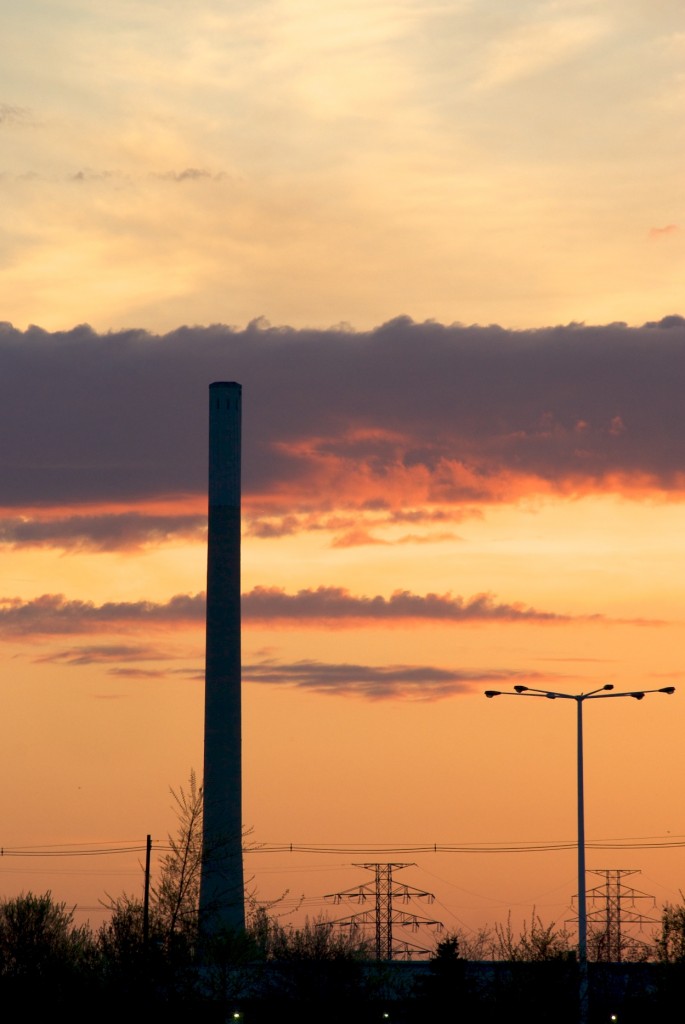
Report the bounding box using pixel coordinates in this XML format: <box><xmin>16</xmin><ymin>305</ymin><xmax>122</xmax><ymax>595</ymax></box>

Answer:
<box><xmin>571</xmin><ymin>869</ymin><xmax>658</xmax><ymax>962</ymax></box>
<box><xmin>325</xmin><ymin>862</ymin><xmax>443</xmax><ymax>960</ymax></box>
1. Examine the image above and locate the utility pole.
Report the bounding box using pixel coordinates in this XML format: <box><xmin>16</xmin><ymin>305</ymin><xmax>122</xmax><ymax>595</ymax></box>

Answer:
<box><xmin>325</xmin><ymin>862</ymin><xmax>442</xmax><ymax>960</ymax></box>
<box><xmin>143</xmin><ymin>834</ymin><xmax>152</xmax><ymax>949</ymax></box>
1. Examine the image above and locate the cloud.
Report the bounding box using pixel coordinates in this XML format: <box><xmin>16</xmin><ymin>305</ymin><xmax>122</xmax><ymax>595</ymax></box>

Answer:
<box><xmin>643</xmin><ymin>314</ymin><xmax>685</xmax><ymax>329</ymax></box>
<box><xmin>241</xmin><ymin>586</ymin><xmax>572</xmax><ymax>624</ymax></box>
<box><xmin>0</xmin><ymin>585</ymin><xmax>664</xmax><ymax>639</ymax></box>
<box><xmin>33</xmin><ymin>643</ymin><xmax>172</xmax><ymax>666</ymax></box>
<box><xmin>330</xmin><ymin>529</ymin><xmax>458</xmax><ymax>548</ymax></box>
<box><xmin>243</xmin><ymin>658</ymin><xmax>558</xmax><ymax>701</ymax></box>
<box><xmin>33</xmin><ymin>642</ymin><xmax>203</xmax><ymax>679</ymax></box>
<box><xmin>104</xmin><ymin>667</ymin><xmax>170</xmax><ymax>678</ymax></box>
<box><xmin>246</xmin><ymin>506</ymin><xmax>472</xmax><ymax>546</ymax></box>
<box><xmin>71</xmin><ymin>170</ymin><xmax>120</xmax><ymax>183</ymax></box>
<box><xmin>473</xmin><ymin>12</ymin><xmax>611</xmax><ymax>91</ymax></box>
<box><xmin>0</xmin><ymin>513</ymin><xmax>206</xmax><ymax>551</ymax></box>
<box><xmin>28</xmin><ymin>635</ymin><xmax>569</xmax><ymax>699</ymax></box>
<box><xmin>0</xmin><ymin>585</ymin><xmax>622</xmax><ymax>640</ymax></box>
<box><xmin>649</xmin><ymin>224</ymin><xmax>679</xmax><ymax>239</ymax></box>
<box><xmin>0</xmin><ymin>104</ymin><xmax>32</xmax><ymax>126</ymax></box>
<box><xmin>155</xmin><ymin>168</ymin><xmax>226</xmax><ymax>183</ymax></box>
<box><xmin>2</xmin><ymin>316</ymin><xmax>685</xmax><ymax>514</ymax></box>
<box><xmin>0</xmin><ymin>593</ymin><xmax>205</xmax><ymax>636</ymax></box>
<box><xmin>330</xmin><ymin>528</ymin><xmax>388</xmax><ymax>548</ymax></box>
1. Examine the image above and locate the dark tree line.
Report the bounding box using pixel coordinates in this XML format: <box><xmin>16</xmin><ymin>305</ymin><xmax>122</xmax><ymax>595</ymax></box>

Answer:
<box><xmin>3</xmin><ymin>890</ymin><xmax>685</xmax><ymax>1023</ymax></box>
<box><xmin>3</xmin><ymin>776</ymin><xmax>685</xmax><ymax>1021</ymax></box>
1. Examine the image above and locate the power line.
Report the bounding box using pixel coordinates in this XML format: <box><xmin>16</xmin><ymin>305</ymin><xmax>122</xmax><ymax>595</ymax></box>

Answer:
<box><xmin>247</xmin><ymin>837</ymin><xmax>685</xmax><ymax>854</ymax></box>
<box><xmin>2</xmin><ymin>834</ymin><xmax>685</xmax><ymax>859</ymax></box>
<box><xmin>0</xmin><ymin>846</ymin><xmax>148</xmax><ymax>858</ymax></box>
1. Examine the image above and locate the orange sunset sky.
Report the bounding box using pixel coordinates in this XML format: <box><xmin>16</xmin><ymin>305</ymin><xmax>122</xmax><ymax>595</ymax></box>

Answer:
<box><xmin>1</xmin><ymin>1</ymin><xmax>684</xmax><ymax>950</ymax></box>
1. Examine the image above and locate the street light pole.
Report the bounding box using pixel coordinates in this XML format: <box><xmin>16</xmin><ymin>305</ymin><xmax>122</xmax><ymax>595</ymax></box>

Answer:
<box><xmin>577</xmin><ymin>692</ymin><xmax>589</xmax><ymax>970</ymax></box>
<box><xmin>484</xmin><ymin>683</ymin><xmax>675</xmax><ymax>1024</ymax></box>
<box><xmin>576</xmin><ymin>694</ymin><xmax>588</xmax><ymax>1013</ymax></box>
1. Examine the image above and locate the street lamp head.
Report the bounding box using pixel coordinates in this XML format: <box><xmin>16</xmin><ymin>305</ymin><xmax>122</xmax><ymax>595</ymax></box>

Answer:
<box><xmin>630</xmin><ymin>692</ymin><xmax>645</xmax><ymax>700</ymax></box>
<box><xmin>602</xmin><ymin>684</ymin><xmax>614</xmax><ymax>691</ymax></box>
<box><xmin>659</xmin><ymin>686</ymin><xmax>676</xmax><ymax>695</ymax></box>
<box><xmin>513</xmin><ymin>685</ymin><xmax>528</xmax><ymax>693</ymax></box>
<box><xmin>484</xmin><ymin>690</ymin><xmax>501</xmax><ymax>698</ymax></box>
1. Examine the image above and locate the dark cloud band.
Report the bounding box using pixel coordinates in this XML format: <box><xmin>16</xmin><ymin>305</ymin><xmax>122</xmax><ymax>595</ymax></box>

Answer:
<box><xmin>1</xmin><ymin>317</ymin><xmax>684</xmax><ymax>507</ymax></box>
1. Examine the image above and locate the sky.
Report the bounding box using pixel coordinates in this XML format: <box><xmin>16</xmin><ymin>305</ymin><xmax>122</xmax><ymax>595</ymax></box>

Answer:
<box><xmin>1</xmin><ymin>0</ymin><xmax>684</xmax><ymax>952</ymax></box>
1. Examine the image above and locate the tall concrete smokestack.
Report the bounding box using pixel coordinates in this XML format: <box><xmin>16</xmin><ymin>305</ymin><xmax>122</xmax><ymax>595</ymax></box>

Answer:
<box><xmin>199</xmin><ymin>381</ymin><xmax>245</xmax><ymax>934</ymax></box>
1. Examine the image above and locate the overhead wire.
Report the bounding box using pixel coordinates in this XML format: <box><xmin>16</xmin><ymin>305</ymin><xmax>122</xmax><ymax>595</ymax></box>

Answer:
<box><xmin>1</xmin><ymin>834</ymin><xmax>685</xmax><ymax>858</ymax></box>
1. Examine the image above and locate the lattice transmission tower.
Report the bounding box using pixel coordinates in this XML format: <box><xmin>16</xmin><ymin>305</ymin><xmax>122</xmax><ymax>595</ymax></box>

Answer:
<box><xmin>571</xmin><ymin>869</ymin><xmax>658</xmax><ymax>962</ymax></box>
<box><xmin>325</xmin><ymin>862</ymin><xmax>443</xmax><ymax>960</ymax></box>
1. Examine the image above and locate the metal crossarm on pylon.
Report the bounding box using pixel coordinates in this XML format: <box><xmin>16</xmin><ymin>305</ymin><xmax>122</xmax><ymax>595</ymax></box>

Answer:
<box><xmin>324</xmin><ymin>861</ymin><xmax>443</xmax><ymax>960</ymax></box>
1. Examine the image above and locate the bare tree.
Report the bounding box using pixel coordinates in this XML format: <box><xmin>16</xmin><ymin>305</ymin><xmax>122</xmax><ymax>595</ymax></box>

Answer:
<box><xmin>153</xmin><ymin>769</ymin><xmax>204</xmax><ymax>942</ymax></box>
<box><xmin>655</xmin><ymin>895</ymin><xmax>685</xmax><ymax>963</ymax></box>
<box><xmin>254</xmin><ymin>912</ymin><xmax>370</xmax><ymax>961</ymax></box>
<box><xmin>493</xmin><ymin>911</ymin><xmax>573</xmax><ymax>961</ymax></box>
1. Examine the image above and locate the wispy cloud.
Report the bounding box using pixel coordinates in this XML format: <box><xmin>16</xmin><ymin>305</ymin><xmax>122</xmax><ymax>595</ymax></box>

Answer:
<box><xmin>32</xmin><ymin>642</ymin><xmax>202</xmax><ymax>679</ymax></box>
<box><xmin>0</xmin><ymin>104</ymin><xmax>32</xmax><ymax>126</ymax></box>
<box><xmin>30</xmin><ymin>637</ymin><xmax>566</xmax><ymax>699</ymax></box>
<box><xmin>0</xmin><ymin>506</ymin><xmax>465</xmax><ymax>553</ymax></box>
<box><xmin>104</xmin><ymin>667</ymin><xmax>170</xmax><ymax>679</ymax></box>
<box><xmin>247</xmin><ymin>505</ymin><xmax>472</xmax><ymax>547</ymax></box>
<box><xmin>473</xmin><ymin>10</ymin><xmax>611</xmax><ymax>91</ymax></box>
<box><xmin>243</xmin><ymin>658</ymin><xmax>559</xmax><ymax>701</ymax></box>
<box><xmin>154</xmin><ymin>168</ymin><xmax>226</xmax><ymax>183</ymax></box>
<box><xmin>649</xmin><ymin>224</ymin><xmax>679</xmax><ymax>239</ymax></box>
<box><xmin>33</xmin><ymin>643</ymin><xmax>172</xmax><ymax>666</ymax></box>
<box><xmin>331</xmin><ymin>528</ymin><xmax>458</xmax><ymax>548</ymax></box>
